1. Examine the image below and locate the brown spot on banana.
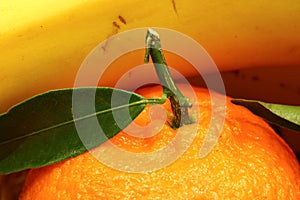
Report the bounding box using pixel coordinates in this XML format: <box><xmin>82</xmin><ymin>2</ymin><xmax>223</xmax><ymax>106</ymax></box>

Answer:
<box><xmin>118</xmin><ymin>15</ymin><xmax>127</xmax><ymax>25</ymax></box>
<box><xmin>112</xmin><ymin>21</ymin><xmax>120</xmax><ymax>29</ymax></box>
<box><xmin>171</xmin><ymin>0</ymin><xmax>178</xmax><ymax>15</ymax></box>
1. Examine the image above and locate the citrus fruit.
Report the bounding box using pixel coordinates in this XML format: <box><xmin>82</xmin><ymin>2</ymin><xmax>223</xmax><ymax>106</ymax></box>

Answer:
<box><xmin>19</xmin><ymin>84</ymin><xmax>300</xmax><ymax>199</ymax></box>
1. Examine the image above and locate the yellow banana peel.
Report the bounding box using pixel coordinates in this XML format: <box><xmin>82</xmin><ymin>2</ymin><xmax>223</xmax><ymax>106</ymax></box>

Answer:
<box><xmin>1</xmin><ymin>0</ymin><xmax>300</xmax><ymax>113</ymax></box>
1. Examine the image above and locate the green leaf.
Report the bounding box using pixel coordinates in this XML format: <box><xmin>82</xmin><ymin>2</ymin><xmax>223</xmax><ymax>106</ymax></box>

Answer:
<box><xmin>0</xmin><ymin>87</ymin><xmax>149</xmax><ymax>174</ymax></box>
<box><xmin>231</xmin><ymin>99</ymin><xmax>300</xmax><ymax>132</ymax></box>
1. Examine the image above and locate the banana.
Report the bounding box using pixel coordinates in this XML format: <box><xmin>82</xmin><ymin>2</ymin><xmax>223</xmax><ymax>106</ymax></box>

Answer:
<box><xmin>1</xmin><ymin>0</ymin><xmax>300</xmax><ymax>114</ymax></box>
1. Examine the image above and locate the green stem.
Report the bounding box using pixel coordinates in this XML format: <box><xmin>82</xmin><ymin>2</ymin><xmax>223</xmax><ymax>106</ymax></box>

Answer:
<box><xmin>144</xmin><ymin>28</ymin><xmax>193</xmax><ymax>128</ymax></box>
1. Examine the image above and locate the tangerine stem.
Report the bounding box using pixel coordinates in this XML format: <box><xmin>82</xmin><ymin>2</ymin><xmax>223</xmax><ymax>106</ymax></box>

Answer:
<box><xmin>144</xmin><ymin>28</ymin><xmax>192</xmax><ymax>128</ymax></box>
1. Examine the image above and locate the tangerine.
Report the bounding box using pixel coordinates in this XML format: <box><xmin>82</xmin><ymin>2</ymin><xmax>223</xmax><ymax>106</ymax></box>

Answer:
<box><xmin>19</xmin><ymin>84</ymin><xmax>300</xmax><ymax>199</ymax></box>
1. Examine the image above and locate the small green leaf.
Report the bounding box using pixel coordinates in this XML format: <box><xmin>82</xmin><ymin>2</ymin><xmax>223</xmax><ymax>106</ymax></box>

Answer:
<box><xmin>231</xmin><ymin>99</ymin><xmax>300</xmax><ymax>132</ymax></box>
<box><xmin>0</xmin><ymin>87</ymin><xmax>149</xmax><ymax>174</ymax></box>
